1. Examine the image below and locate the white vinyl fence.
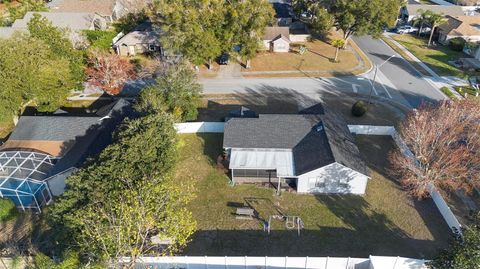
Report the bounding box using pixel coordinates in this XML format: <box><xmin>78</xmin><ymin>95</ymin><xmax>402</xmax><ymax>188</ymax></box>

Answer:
<box><xmin>123</xmin><ymin>255</ymin><xmax>428</xmax><ymax>269</ymax></box>
<box><xmin>175</xmin><ymin>122</ymin><xmax>225</xmax><ymax>133</ymax></box>
<box><xmin>349</xmin><ymin>125</ymin><xmax>462</xmax><ymax>232</ymax></box>
<box><xmin>176</xmin><ymin>122</ymin><xmax>462</xmax><ymax>232</ymax></box>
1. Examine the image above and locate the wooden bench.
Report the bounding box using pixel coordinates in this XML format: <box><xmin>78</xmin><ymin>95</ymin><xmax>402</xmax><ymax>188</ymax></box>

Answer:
<box><xmin>235</xmin><ymin>207</ymin><xmax>255</xmax><ymax>220</ymax></box>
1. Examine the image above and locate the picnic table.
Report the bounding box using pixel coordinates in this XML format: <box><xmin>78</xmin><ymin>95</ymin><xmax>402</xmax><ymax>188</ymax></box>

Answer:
<box><xmin>235</xmin><ymin>207</ymin><xmax>255</xmax><ymax>220</ymax></box>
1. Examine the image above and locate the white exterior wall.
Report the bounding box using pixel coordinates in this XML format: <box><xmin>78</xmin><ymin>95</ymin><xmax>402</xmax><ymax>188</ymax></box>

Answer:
<box><xmin>297</xmin><ymin>162</ymin><xmax>369</xmax><ymax>195</ymax></box>
<box><xmin>272</xmin><ymin>39</ymin><xmax>290</xmax><ymax>52</ymax></box>
<box><xmin>289</xmin><ymin>34</ymin><xmax>311</xmax><ymax>43</ymax></box>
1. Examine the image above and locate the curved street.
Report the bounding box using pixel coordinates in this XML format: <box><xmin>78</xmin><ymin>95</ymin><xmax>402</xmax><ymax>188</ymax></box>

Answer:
<box><xmin>201</xmin><ymin>35</ymin><xmax>447</xmax><ymax>109</ymax></box>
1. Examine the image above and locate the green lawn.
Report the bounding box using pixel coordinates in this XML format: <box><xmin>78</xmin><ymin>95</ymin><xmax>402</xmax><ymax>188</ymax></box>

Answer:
<box><xmin>176</xmin><ymin>134</ymin><xmax>450</xmax><ymax>258</ymax></box>
<box><xmin>391</xmin><ymin>34</ymin><xmax>470</xmax><ymax>78</ymax></box>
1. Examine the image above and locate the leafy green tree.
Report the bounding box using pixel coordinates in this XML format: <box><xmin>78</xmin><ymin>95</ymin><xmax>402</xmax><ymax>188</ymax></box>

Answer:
<box><xmin>136</xmin><ymin>62</ymin><xmax>202</xmax><ymax>121</ymax></box>
<box><xmin>154</xmin><ymin>0</ymin><xmax>274</xmax><ymax>68</ymax></box>
<box><xmin>0</xmin><ymin>34</ymin><xmax>74</xmax><ymax>119</ymax></box>
<box><xmin>294</xmin><ymin>0</ymin><xmax>401</xmax><ymax>44</ymax></box>
<box><xmin>49</xmin><ymin>111</ymin><xmax>195</xmax><ymax>266</ymax></box>
<box><xmin>1</xmin><ymin>0</ymin><xmax>46</xmax><ymax>26</ymax></box>
<box><xmin>27</xmin><ymin>13</ymin><xmax>85</xmax><ymax>86</ymax></box>
<box><xmin>428</xmin><ymin>212</ymin><xmax>480</xmax><ymax>269</ymax></box>
<box><xmin>310</xmin><ymin>7</ymin><xmax>334</xmax><ymax>37</ymax></box>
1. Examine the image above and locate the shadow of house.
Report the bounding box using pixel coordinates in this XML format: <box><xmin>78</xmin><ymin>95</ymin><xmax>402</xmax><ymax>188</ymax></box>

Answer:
<box><xmin>0</xmin><ymin>99</ymin><xmax>132</xmax><ymax>212</ymax></box>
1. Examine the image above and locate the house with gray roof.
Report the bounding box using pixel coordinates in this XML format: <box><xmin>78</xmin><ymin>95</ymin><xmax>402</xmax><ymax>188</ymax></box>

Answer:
<box><xmin>263</xmin><ymin>26</ymin><xmax>291</xmax><ymax>53</ymax></box>
<box><xmin>401</xmin><ymin>4</ymin><xmax>467</xmax><ymax>23</ymax></box>
<box><xmin>223</xmin><ymin>110</ymin><xmax>369</xmax><ymax>195</ymax></box>
<box><xmin>0</xmin><ymin>99</ymin><xmax>131</xmax><ymax>208</ymax></box>
<box><xmin>113</xmin><ymin>21</ymin><xmax>162</xmax><ymax>56</ymax></box>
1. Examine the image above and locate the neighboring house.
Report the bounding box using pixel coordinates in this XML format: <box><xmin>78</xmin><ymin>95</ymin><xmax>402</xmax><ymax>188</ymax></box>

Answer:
<box><xmin>437</xmin><ymin>15</ymin><xmax>480</xmax><ymax>44</ymax></box>
<box><xmin>113</xmin><ymin>21</ymin><xmax>161</xmax><ymax>56</ymax></box>
<box><xmin>0</xmin><ymin>99</ymin><xmax>131</xmax><ymax>212</ymax></box>
<box><xmin>263</xmin><ymin>26</ymin><xmax>291</xmax><ymax>53</ymax></box>
<box><xmin>11</xmin><ymin>11</ymin><xmax>107</xmax><ymax>31</ymax></box>
<box><xmin>0</xmin><ymin>11</ymin><xmax>107</xmax><ymax>44</ymax></box>
<box><xmin>400</xmin><ymin>4</ymin><xmax>465</xmax><ymax>23</ymax></box>
<box><xmin>47</xmin><ymin>0</ymin><xmax>152</xmax><ymax>22</ymax></box>
<box><xmin>269</xmin><ymin>0</ymin><xmax>293</xmax><ymax>26</ymax></box>
<box><xmin>223</xmin><ymin>109</ymin><xmax>369</xmax><ymax>195</ymax></box>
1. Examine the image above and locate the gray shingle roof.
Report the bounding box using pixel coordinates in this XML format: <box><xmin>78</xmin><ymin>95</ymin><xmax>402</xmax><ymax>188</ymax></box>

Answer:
<box><xmin>9</xmin><ymin>116</ymin><xmax>103</xmax><ymax>142</ymax></box>
<box><xmin>406</xmin><ymin>4</ymin><xmax>465</xmax><ymax>17</ymax></box>
<box><xmin>11</xmin><ymin>12</ymin><xmax>95</xmax><ymax>30</ymax></box>
<box><xmin>263</xmin><ymin>26</ymin><xmax>290</xmax><ymax>41</ymax></box>
<box><xmin>114</xmin><ymin>22</ymin><xmax>161</xmax><ymax>46</ymax></box>
<box><xmin>223</xmin><ymin>112</ymin><xmax>367</xmax><ymax>176</ymax></box>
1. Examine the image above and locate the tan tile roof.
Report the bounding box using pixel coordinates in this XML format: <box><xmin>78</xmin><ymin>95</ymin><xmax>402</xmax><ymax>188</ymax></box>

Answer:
<box><xmin>438</xmin><ymin>16</ymin><xmax>480</xmax><ymax>37</ymax></box>
<box><xmin>50</xmin><ymin>0</ymin><xmax>116</xmax><ymax>17</ymax></box>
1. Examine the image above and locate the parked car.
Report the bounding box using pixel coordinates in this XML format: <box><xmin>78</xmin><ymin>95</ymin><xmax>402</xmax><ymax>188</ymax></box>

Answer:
<box><xmin>396</xmin><ymin>25</ymin><xmax>418</xmax><ymax>34</ymax></box>
<box><xmin>218</xmin><ymin>53</ymin><xmax>230</xmax><ymax>65</ymax></box>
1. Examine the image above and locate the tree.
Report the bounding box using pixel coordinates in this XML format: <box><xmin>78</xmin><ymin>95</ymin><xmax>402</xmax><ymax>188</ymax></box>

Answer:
<box><xmin>154</xmin><ymin>0</ymin><xmax>274</xmax><ymax>68</ymax></box>
<box><xmin>0</xmin><ymin>34</ymin><xmax>74</xmax><ymax>120</ymax></box>
<box><xmin>135</xmin><ymin>62</ymin><xmax>202</xmax><ymax>121</ymax></box>
<box><xmin>310</xmin><ymin>7</ymin><xmax>334</xmax><ymax>37</ymax></box>
<box><xmin>427</xmin><ymin>12</ymin><xmax>447</xmax><ymax>46</ymax></box>
<box><xmin>413</xmin><ymin>9</ymin><xmax>431</xmax><ymax>36</ymax></box>
<box><xmin>86</xmin><ymin>50</ymin><xmax>136</xmax><ymax>95</ymax></box>
<box><xmin>49</xmin><ymin>112</ymin><xmax>195</xmax><ymax>267</ymax></box>
<box><xmin>294</xmin><ymin>0</ymin><xmax>402</xmax><ymax>45</ymax></box>
<box><xmin>389</xmin><ymin>100</ymin><xmax>480</xmax><ymax>199</ymax></box>
<box><xmin>428</xmin><ymin>212</ymin><xmax>480</xmax><ymax>269</ymax></box>
<box><xmin>27</xmin><ymin>13</ymin><xmax>85</xmax><ymax>86</ymax></box>
<box><xmin>331</xmin><ymin>38</ymin><xmax>345</xmax><ymax>62</ymax></box>
<box><xmin>1</xmin><ymin>0</ymin><xmax>46</xmax><ymax>26</ymax></box>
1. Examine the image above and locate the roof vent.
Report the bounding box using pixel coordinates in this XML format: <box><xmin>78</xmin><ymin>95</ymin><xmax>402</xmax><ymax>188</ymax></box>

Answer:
<box><xmin>316</xmin><ymin>125</ymin><xmax>324</xmax><ymax>132</ymax></box>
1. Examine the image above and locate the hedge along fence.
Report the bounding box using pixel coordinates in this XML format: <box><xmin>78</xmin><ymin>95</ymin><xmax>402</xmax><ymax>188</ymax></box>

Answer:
<box><xmin>176</xmin><ymin>122</ymin><xmax>462</xmax><ymax>232</ymax></box>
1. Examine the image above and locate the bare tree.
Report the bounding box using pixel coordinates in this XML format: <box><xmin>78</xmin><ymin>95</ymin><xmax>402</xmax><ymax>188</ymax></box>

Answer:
<box><xmin>86</xmin><ymin>50</ymin><xmax>137</xmax><ymax>95</ymax></box>
<box><xmin>390</xmin><ymin>100</ymin><xmax>480</xmax><ymax>199</ymax></box>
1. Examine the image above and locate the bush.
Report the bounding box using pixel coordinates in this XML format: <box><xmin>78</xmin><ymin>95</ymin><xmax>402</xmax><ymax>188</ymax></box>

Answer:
<box><xmin>0</xmin><ymin>198</ymin><xmax>17</xmax><ymax>222</ymax></box>
<box><xmin>83</xmin><ymin>30</ymin><xmax>118</xmax><ymax>50</ymax></box>
<box><xmin>351</xmin><ymin>101</ymin><xmax>367</xmax><ymax>117</ymax></box>
<box><xmin>449</xmin><ymin>37</ymin><xmax>466</xmax><ymax>52</ymax></box>
<box><xmin>440</xmin><ymin>86</ymin><xmax>456</xmax><ymax>99</ymax></box>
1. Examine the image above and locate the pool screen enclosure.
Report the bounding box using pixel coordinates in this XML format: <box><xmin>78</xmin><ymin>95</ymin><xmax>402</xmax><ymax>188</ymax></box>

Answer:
<box><xmin>0</xmin><ymin>151</ymin><xmax>57</xmax><ymax>212</ymax></box>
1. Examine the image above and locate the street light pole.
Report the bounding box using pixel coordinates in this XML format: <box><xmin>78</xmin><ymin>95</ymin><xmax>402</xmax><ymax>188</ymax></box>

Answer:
<box><xmin>367</xmin><ymin>55</ymin><xmax>395</xmax><ymax>105</ymax></box>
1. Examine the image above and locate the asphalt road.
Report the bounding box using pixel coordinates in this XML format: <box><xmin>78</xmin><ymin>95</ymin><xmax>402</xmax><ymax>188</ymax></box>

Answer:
<box><xmin>353</xmin><ymin>35</ymin><xmax>446</xmax><ymax>108</ymax></box>
<box><xmin>201</xmin><ymin>35</ymin><xmax>446</xmax><ymax>109</ymax></box>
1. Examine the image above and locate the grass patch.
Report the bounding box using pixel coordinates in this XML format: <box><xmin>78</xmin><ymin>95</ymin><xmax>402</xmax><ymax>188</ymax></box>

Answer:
<box><xmin>176</xmin><ymin>134</ymin><xmax>450</xmax><ymax>258</ymax></box>
<box><xmin>440</xmin><ymin>86</ymin><xmax>457</xmax><ymax>99</ymax></box>
<box><xmin>381</xmin><ymin>36</ymin><xmax>431</xmax><ymax>76</ymax></box>
<box><xmin>391</xmin><ymin>34</ymin><xmax>473</xmax><ymax>78</ymax></box>
<box><xmin>454</xmin><ymin>86</ymin><xmax>479</xmax><ymax>98</ymax></box>
<box><xmin>243</xmin><ymin>35</ymin><xmax>363</xmax><ymax>74</ymax></box>
<box><xmin>83</xmin><ymin>30</ymin><xmax>118</xmax><ymax>51</ymax></box>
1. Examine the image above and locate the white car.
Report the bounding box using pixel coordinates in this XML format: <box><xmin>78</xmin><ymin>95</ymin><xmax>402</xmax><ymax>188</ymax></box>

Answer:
<box><xmin>396</xmin><ymin>25</ymin><xmax>418</xmax><ymax>34</ymax></box>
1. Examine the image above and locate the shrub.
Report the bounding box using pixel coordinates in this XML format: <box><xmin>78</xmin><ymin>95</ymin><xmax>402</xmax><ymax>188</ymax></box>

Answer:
<box><xmin>440</xmin><ymin>86</ymin><xmax>456</xmax><ymax>99</ymax></box>
<box><xmin>449</xmin><ymin>37</ymin><xmax>466</xmax><ymax>52</ymax></box>
<box><xmin>351</xmin><ymin>101</ymin><xmax>367</xmax><ymax>117</ymax></box>
<box><xmin>0</xmin><ymin>198</ymin><xmax>17</xmax><ymax>222</ymax></box>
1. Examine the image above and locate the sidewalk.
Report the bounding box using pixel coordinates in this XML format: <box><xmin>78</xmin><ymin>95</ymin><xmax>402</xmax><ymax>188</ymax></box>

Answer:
<box><xmin>382</xmin><ymin>34</ymin><xmax>466</xmax><ymax>99</ymax></box>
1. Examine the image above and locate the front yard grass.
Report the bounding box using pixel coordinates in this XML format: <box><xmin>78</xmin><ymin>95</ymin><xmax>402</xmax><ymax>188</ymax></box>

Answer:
<box><xmin>243</xmin><ymin>39</ymin><xmax>362</xmax><ymax>75</ymax></box>
<box><xmin>177</xmin><ymin>134</ymin><xmax>450</xmax><ymax>258</ymax></box>
<box><xmin>391</xmin><ymin>34</ymin><xmax>469</xmax><ymax>78</ymax></box>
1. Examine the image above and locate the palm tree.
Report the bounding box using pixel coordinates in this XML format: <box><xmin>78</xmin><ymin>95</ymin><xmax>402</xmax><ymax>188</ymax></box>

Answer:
<box><xmin>331</xmin><ymin>38</ymin><xmax>345</xmax><ymax>62</ymax></box>
<box><xmin>414</xmin><ymin>9</ymin><xmax>431</xmax><ymax>36</ymax></box>
<box><xmin>427</xmin><ymin>12</ymin><xmax>447</xmax><ymax>46</ymax></box>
